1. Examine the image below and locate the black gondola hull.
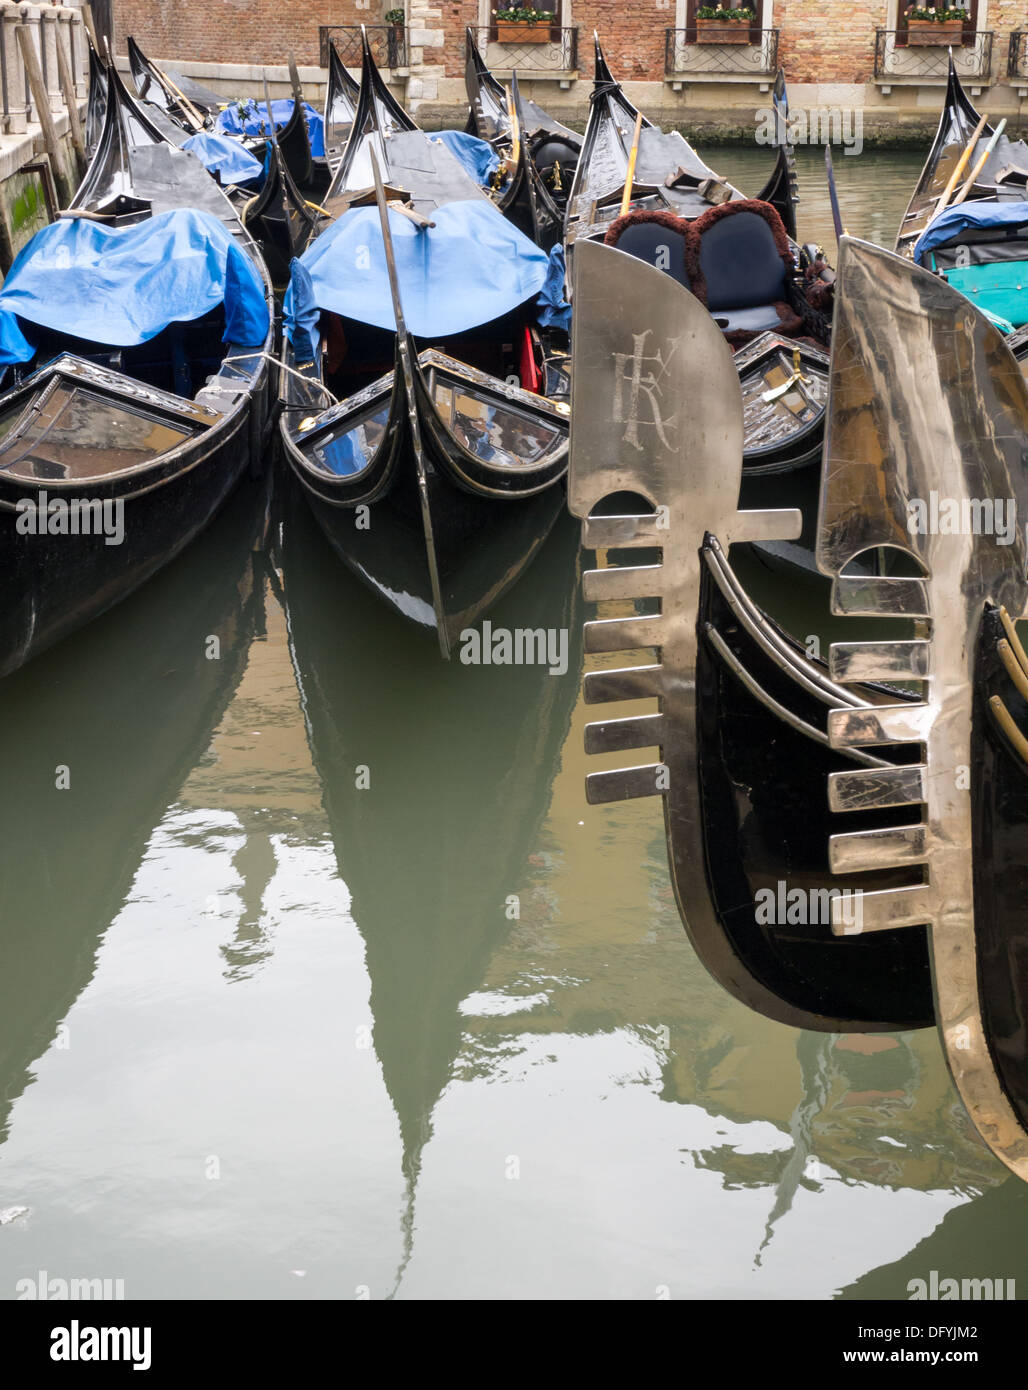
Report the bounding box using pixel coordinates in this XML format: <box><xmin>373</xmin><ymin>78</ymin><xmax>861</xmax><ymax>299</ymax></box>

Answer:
<box><xmin>0</xmin><ymin>379</ymin><xmax>266</xmax><ymax>676</ymax></box>
<box><xmin>694</xmin><ymin>542</ymin><xmax>934</xmax><ymax>1031</ymax></box>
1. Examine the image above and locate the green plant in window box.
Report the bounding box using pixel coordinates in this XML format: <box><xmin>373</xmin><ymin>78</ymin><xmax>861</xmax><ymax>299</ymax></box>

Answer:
<box><xmin>493</xmin><ymin>7</ymin><xmax>556</xmax><ymax>42</ymax></box>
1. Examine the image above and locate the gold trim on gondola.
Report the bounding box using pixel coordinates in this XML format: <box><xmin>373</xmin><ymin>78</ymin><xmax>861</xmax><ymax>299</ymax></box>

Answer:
<box><xmin>999</xmin><ymin>605</ymin><xmax>1028</xmax><ymax>678</ymax></box>
<box><xmin>997</xmin><ymin>637</ymin><xmax>1028</xmax><ymax>703</ymax></box>
<box><xmin>989</xmin><ymin>694</ymin><xmax>1028</xmax><ymax>773</ymax></box>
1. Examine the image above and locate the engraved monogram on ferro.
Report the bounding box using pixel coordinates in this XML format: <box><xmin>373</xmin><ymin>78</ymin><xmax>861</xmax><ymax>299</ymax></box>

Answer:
<box><xmin>611</xmin><ymin>330</ymin><xmax>680</xmax><ymax>452</ymax></box>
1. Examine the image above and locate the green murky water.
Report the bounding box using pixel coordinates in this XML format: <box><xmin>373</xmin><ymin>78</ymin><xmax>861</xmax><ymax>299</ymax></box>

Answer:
<box><xmin>2</xmin><ymin>146</ymin><xmax>1027</xmax><ymax>1302</ymax></box>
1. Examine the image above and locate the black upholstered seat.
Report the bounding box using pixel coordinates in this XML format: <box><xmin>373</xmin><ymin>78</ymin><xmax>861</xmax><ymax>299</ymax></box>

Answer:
<box><xmin>696</xmin><ymin>207</ymin><xmax>791</xmax><ymax>334</ymax></box>
<box><xmin>608</xmin><ymin>219</ymin><xmax>691</xmax><ymax>289</ymax></box>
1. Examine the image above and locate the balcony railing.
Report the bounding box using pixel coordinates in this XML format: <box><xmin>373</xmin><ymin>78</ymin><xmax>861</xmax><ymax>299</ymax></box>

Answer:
<box><xmin>1008</xmin><ymin>31</ymin><xmax>1028</xmax><ymax>80</ymax></box>
<box><xmin>468</xmin><ymin>26</ymin><xmax>578</xmax><ymax>74</ymax></box>
<box><xmin>874</xmin><ymin>29</ymin><xmax>993</xmax><ymax>80</ymax></box>
<box><xmin>319</xmin><ymin>25</ymin><xmax>408</xmax><ymax>71</ymax></box>
<box><xmin>664</xmin><ymin>27</ymin><xmax>779</xmax><ymax>78</ymax></box>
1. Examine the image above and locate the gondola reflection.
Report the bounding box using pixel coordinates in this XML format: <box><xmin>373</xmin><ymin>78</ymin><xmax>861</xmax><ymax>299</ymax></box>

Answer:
<box><xmin>279</xmin><ymin>488</ymin><xmax>583</xmax><ymax>1276</ymax></box>
<box><xmin>0</xmin><ymin>484</ymin><xmax>266</xmax><ymax>1144</ymax></box>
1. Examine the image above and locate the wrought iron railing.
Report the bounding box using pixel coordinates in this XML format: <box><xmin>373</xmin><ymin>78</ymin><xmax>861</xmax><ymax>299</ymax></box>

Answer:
<box><xmin>1008</xmin><ymin>31</ymin><xmax>1028</xmax><ymax>80</ymax></box>
<box><xmin>664</xmin><ymin>28</ymin><xmax>779</xmax><ymax>78</ymax></box>
<box><xmin>874</xmin><ymin>28</ymin><xmax>993</xmax><ymax>80</ymax></box>
<box><xmin>319</xmin><ymin>25</ymin><xmax>408</xmax><ymax>70</ymax></box>
<box><xmin>468</xmin><ymin>26</ymin><xmax>578</xmax><ymax>73</ymax></box>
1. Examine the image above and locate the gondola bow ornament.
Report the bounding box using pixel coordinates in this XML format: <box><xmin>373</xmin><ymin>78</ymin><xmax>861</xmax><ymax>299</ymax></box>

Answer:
<box><xmin>568</xmin><ymin>239</ymin><xmax>807</xmax><ymax>1021</ymax></box>
<box><xmin>817</xmin><ymin>236</ymin><xmax>1028</xmax><ymax>1180</ymax></box>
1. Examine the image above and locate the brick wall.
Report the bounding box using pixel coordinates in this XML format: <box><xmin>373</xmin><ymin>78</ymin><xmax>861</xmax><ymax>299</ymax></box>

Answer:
<box><xmin>110</xmin><ymin>0</ymin><xmax>1028</xmax><ymax>87</ymax></box>
<box><xmin>778</xmin><ymin>0</ymin><xmax>887</xmax><ymax>84</ymax></box>
<box><xmin>115</xmin><ymin>0</ymin><xmax>378</xmax><ymax>67</ymax></box>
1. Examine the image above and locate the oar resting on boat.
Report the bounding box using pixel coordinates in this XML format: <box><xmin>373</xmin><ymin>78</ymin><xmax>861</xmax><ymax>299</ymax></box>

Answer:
<box><xmin>279</xmin><ymin>123</ymin><xmax>571</xmax><ymax>656</ymax></box>
<box><xmin>898</xmin><ymin>64</ymin><xmax>1028</xmax><ymax>336</ymax></box>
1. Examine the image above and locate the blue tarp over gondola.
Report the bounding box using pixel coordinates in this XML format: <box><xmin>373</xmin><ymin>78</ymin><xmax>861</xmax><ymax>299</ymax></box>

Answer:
<box><xmin>431</xmin><ymin>130</ymin><xmax>500</xmax><ymax>186</ymax></box>
<box><xmin>283</xmin><ymin>199</ymin><xmax>552</xmax><ymax>348</ymax></box>
<box><xmin>214</xmin><ymin>99</ymin><xmax>326</xmax><ymax>159</ymax></box>
<box><xmin>182</xmin><ymin>131</ymin><xmax>264</xmax><ymax>188</ymax></box>
<box><xmin>0</xmin><ymin>208</ymin><xmax>269</xmax><ymax>365</ymax></box>
<box><xmin>913</xmin><ymin>200</ymin><xmax>1028</xmax><ymax>263</ymax></box>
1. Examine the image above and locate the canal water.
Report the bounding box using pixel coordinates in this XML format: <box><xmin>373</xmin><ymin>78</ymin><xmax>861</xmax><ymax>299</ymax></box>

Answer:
<box><xmin>2</xmin><ymin>146</ymin><xmax>1027</xmax><ymax>1302</ymax></box>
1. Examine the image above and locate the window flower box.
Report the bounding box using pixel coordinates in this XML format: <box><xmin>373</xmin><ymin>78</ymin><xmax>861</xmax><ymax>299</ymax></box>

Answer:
<box><xmin>493</xmin><ymin>9</ymin><xmax>556</xmax><ymax>42</ymax></box>
<box><xmin>496</xmin><ymin>22</ymin><xmax>551</xmax><ymax>41</ymax></box>
<box><xmin>695</xmin><ymin>9</ymin><xmax>755</xmax><ymax>43</ymax></box>
<box><xmin>907</xmin><ymin>18</ymin><xmax>964</xmax><ymax>43</ymax></box>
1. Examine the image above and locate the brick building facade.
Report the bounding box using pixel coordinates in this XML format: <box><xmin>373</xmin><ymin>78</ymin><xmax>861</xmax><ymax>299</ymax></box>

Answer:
<box><xmin>110</xmin><ymin>0</ymin><xmax>1028</xmax><ymax>135</ymax></box>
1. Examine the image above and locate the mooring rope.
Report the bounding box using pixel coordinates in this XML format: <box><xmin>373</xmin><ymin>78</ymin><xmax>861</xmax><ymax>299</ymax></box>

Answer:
<box><xmin>221</xmin><ymin>352</ymin><xmax>339</xmax><ymax>407</ymax></box>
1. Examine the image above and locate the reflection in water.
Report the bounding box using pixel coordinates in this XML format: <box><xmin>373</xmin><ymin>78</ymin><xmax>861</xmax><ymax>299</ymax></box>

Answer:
<box><xmin>281</xmin><ymin>492</ymin><xmax>583</xmax><ymax>1289</ymax></box>
<box><xmin>0</xmin><ymin>149</ymin><xmax>1023</xmax><ymax>1299</ymax></box>
<box><xmin>0</xmin><ymin>484</ymin><xmax>265</xmax><ymax>1147</ymax></box>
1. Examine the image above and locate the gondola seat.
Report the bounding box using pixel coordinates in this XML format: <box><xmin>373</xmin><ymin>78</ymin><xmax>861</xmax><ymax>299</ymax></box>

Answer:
<box><xmin>688</xmin><ymin>200</ymin><xmax>803</xmax><ymax>337</ymax></box>
<box><xmin>602</xmin><ymin>210</ymin><xmax>692</xmax><ymax>289</ymax></box>
<box><xmin>604</xmin><ymin>200</ymin><xmax>805</xmax><ymax>340</ymax></box>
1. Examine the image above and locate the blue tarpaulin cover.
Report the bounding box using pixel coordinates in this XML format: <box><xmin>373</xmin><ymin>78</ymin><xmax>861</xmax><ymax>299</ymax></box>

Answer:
<box><xmin>283</xmin><ymin>199</ymin><xmax>551</xmax><ymax>345</ymax></box>
<box><xmin>214</xmin><ymin>99</ymin><xmax>326</xmax><ymax>159</ymax></box>
<box><xmin>183</xmin><ymin>131</ymin><xmax>264</xmax><ymax>188</ymax></box>
<box><xmin>432</xmin><ymin>130</ymin><xmax>501</xmax><ymax>186</ymax></box>
<box><xmin>0</xmin><ymin>208</ymin><xmax>269</xmax><ymax>365</ymax></box>
<box><xmin>536</xmin><ymin>243</ymin><xmax>570</xmax><ymax>332</ymax></box>
<box><xmin>914</xmin><ymin>200</ymin><xmax>1028</xmax><ymax>263</ymax></box>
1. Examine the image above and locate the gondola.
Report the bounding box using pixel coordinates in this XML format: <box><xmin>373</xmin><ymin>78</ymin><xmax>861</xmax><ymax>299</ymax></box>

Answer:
<box><xmin>130</xmin><ymin>34</ymin><xmax>332</xmax><ymax>208</ymax></box>
<box><xmin>567</xmin><ymin>37</ymin><xmax>832</xmax><ymax>480</ymax></box>
<box><xmin>482</xmin><ymin>72</ymin><xmax>564</xmax><ymax>252</ymax></box>
<box><xmin>324</xmin><ymin>40</ymin><xmax>360</xmax><ymax>166</ymax></box>
<box><xmin>753</xmin><ymin>68</ymin><xmax>799</xmax><ymax>244</ymax></box>
<box><xmin>568</xmin><ymin>240</ymin><xmax>930</xmax><ymax>1033</ymax></box>
<box><xmin>280</xmin><ymin>496</ymin><xmax>581</xmax><ymax>1275</ymax></box>
<box><xmin>816</xmin><ymin>234</ymin><xmax>1028</xmax><ymax>1183</ymax></box>
<box><xmin>0</xmin><ymin>479</ymin><xmax>264</xmax><ymax>1148</ymax></box>
<box><xmin>84</xmin><ymin>39</ymin><xmax>107</xmax><ymax>157</ymax></box>
<box><xmin>570</xmin><ymin>232</ymin><xmax>1028</xmax><ymax>1183</ymax></box>
<box><xmin>464</xmin><ymin>26</ymin><xmax>580</xmax><ymax>227</ymax></box>
<box><xmin>240</xmin><ymin>137</ymin><xmax>324</xmax><ymax>291</ymax></box>
<box><xmin>897</xmin><ymin>57</ymin><xmax>1028</xmax><ymax>335</ymax></box>
<box><xmin>279</xmin><ymin>36</ymin><xmax>570</xmax><ymax>657</ymax></box>
<box><xmin>0</xmin><ymin>59</ymin><xmax>273</xmax><ymax>676</ymax></box>
<box><xmin>126</xmin><ymin>33</ymin><xmax>225</xmax><ymax>133</ymax></box>
<box><xmin>277</xmin><ymin>58</ymin><xmax>332</xmax><ymax>202</ymax></box>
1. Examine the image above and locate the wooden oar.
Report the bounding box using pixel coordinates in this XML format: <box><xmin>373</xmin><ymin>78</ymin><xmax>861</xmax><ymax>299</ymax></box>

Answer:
<box><xmin>619</xmin><ymin>112</ymin><xmax>643</xmax><ymax>217</ymax></box>
<box><xmin>507</xmin><ymin>86</ymin><xmax>520</xmax><ymax>172</ymax></box>
<box><xmin>952</xmin><ymin>118</ymin><xmax>1006</xmax><ymax>207</ymax></box>
<box><xmin>150</xmin><ymin>61</ymin><xmax>205</xmax><ymax>133</ymax></box>
<box><xmin>934</xmin><ymin>112</ymin><xmax>989</xmax><ymax>215</ymax></box>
